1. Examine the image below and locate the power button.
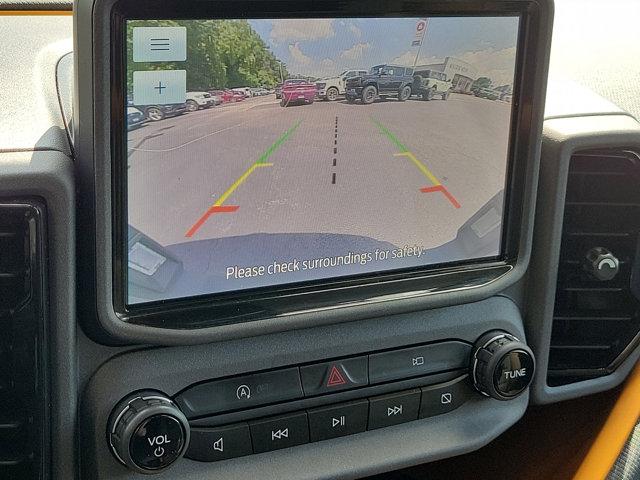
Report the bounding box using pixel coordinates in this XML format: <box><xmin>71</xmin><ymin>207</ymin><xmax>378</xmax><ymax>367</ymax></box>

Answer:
<box><xmin>129</xmin><ymin>414</ymin><xmax>186</xmax><ymax>471</ymax></box>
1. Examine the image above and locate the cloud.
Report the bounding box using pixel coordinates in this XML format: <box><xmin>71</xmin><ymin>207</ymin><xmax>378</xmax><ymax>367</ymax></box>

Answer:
<box><xmin>270</xmin><ymin>19</ymin><xmax>335</xmax><ymax>44</ymax></box>
<box><xmin>390</xmin><ymin>51</ymin><xmax>417</xmax><ymax>66</ymax></box>
<box><xmin>455</xmin><ymin>46</ymin><xmax>517</xmax><ymax>86</ymax></box>
<box><xmin>340</xmin><ymin>42</ymin><xmax>371</xmax><ymax>60</ymax></box>
<box><xmin>321</xmin><ymin>58</ymin><xmax>336</xmax><ymax>69</ymax></box>
<box><xmin>285</xmin><ymin>44</ymin><xmax>338</xmax><ymax>76</ymax></box>
<box><xmin>288</xmin><ymin>42</ymin><xmax>312</xmax><ymax>65</ymax></box>
<box><xmin>348</xmin><ymin>23</ymin><xmax>362</xmax><ymax>38</ymax></box>
<box><xmin>300</xmin><ymin>59</ymin><xmax>337</xmax><ymax>77</ymax></box>
<box><xmin>312</xmin><ymin>58</ymin><xmax>338</xmax><ymax>77</ymax></box>
<box><xmin>390</xmin><ymin>51</ymin><xmax>439</xmax><ymax>67</ymax></box>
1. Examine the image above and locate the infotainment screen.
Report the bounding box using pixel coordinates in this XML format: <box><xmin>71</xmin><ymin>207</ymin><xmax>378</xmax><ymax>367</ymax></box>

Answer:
<box><xmin>124</xmin><ymin>16</ymin><xmax>520</xmax><ymax>305</ymax></box>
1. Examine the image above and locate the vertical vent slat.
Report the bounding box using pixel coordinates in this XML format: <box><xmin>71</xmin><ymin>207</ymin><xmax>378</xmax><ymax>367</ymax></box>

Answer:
<box><xmin>0</xmin><ymin>203</ymin><xmax>46</xmax><ymax>480</ymax></box>
<box><xmin>548</xmin><ymin>151</ymin><xmax>640</xmax><ymax>387</ymax></box>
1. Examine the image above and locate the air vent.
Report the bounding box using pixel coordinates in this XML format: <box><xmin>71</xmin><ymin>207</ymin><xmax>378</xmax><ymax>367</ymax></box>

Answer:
<box><xmin>548</xmin><ymin>150</ymin><xmax>640</xmax><ymax>386</ymax></box>
<box><xmin>0</xmin><ymin>202</ymin><xmax>47</xmax><ymax>479</ymax></box>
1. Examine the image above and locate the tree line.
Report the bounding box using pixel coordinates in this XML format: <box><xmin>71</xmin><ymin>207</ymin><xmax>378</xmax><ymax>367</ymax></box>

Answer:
<box><xmin>127</xmin><ymin>20</ymin><xmax>288</xmax><ymax>92</ymax></box>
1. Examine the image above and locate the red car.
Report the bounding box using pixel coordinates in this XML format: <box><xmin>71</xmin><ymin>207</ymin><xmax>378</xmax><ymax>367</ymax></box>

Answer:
<box><xmin>230</xmin><ymin>90</ymin><xmax>245</xmax><ymax>102</ymax></box>
<box><xmin>280</xmin><ymin>79</ymin><xmax>316</xmax><ymax>107</ymax></box>
<box><xmin>209</xmin><ymin>89</ymin><xmax>234</xmax><ymax>103</ymax></box>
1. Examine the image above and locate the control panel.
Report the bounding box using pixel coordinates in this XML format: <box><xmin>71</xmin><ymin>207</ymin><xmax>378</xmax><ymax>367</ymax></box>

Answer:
<box><xmin>107</xmin><ymin>331</ymin><xmax>534</xmax><ymax>474</ymax></box>
<box><xmin>185</xmin><ymin>377</ymin><xmax>469</xmax><ymax>463</ymax></box>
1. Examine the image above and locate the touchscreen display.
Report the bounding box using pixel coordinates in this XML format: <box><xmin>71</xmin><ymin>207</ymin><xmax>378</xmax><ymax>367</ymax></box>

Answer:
<box><xmin>124</xmin><ymin>16</ymin><xmax>520</xmax><ymax>304</ymax></box>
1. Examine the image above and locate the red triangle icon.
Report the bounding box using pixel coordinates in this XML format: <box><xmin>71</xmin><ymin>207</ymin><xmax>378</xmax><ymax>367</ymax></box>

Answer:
<box><xmin>326</xmin><ymin>365</ymin><xmax>347</xmax><ymax>387</ymax></box>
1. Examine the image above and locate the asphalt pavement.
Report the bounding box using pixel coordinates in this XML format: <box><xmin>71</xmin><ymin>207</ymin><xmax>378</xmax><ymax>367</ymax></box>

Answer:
<box><xmin>127</xmin><ymin>93</ymin><xmax>511</xmax><ymax>284</ymax></box>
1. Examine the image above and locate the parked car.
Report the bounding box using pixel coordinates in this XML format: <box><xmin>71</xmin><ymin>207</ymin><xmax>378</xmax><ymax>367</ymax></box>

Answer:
<box><xmin>232</xmin><ymin>87</ymin><xmax>252</xmax><ymax>98</ymax></box>
<box><xmin>275</xmin><ymin>84</ymin><xmax>283</xmax><ymax>99</ymax></box>
<box><xmin>128</xmin><ymin>101</ymin><xmax>187</xmax><ymax>122</ymax></box>
<box><xmin>474</xmin><ymin>87</ymin><xmax>501</xmax><ymax>101</ymax></box>
<box><xmin>345</xmin><ymin>64</ymin><xmax>414</xmax><ymax>104</ymax></box>
<box><xmin>208</xmin><ymin>94</ymin><xmax>222</xmax><ymax>106</ymax></box>
<box><xmin>251</xmin><ymin>87</ymin><xmax>270</xmax><ymax>96</ymax></box>
<box><xmin>316</xmin><ymin>69</ymin><xmax>368</xmax><ymax>101</ymax></box>
<box><xmin>412</xmin><ymin>69</ymin><xmax>453</xmax><ymax>100</ymax></box>
<box><xmin>185</xmin><ymin>92</ymin><xmax>216</xmax><ymax>112</ymax></box>
<box><xmin>231</xmin><ymin>90</ymin><xmax>245</xmax><ymax>102</ymax></box>
<box><xmin>209</xmin><ymin>89</ymin><xmax>233</xmax><ymax>103</ymax></box>
<box><xmin>126</xmin><ymin>107</ymin><xmax>147</xmax><ymax>130</ymax></box>
<box><xmin>280</xmin><ymin>79</ymin><xmax>316</xmax><ymax>107</ymax></box>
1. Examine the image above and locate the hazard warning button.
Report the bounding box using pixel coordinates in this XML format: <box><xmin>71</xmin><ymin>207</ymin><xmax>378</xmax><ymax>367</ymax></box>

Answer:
<box><xmin>300</xmin><ymin>357</ymin><xmax>368</xmax><ymax>396</ymax></box>
<box><xmin>327</xmin><ymin>366</ymin><xmax>347</xmax><ymax>387</ymax></box>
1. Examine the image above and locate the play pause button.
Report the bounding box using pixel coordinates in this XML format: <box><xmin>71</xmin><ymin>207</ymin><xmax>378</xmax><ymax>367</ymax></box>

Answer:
<box><xmin>308</xmin><ymin>400</ymin><xmax>369</xmax><ymax>442</ymax></box>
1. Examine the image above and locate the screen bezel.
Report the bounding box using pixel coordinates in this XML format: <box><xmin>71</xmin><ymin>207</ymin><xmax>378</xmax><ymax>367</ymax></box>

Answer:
<box><xmin>109</xmin><ymin>0</ymin><xmax>536</xmax><ymax>329</ymax></box>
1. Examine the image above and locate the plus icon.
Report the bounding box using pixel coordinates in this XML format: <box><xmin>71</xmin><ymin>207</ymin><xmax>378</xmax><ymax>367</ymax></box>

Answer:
<box><xmin>154</xmin><ymin>81</ymin><xmax>166</xmax><ymax>95</ymax></box>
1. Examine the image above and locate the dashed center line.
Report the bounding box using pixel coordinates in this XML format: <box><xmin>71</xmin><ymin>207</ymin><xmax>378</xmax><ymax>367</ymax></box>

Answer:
<box><xmin>331</xmin><ymin>116</ymin><xmax>339</xmax><ymax>185</ymax></box>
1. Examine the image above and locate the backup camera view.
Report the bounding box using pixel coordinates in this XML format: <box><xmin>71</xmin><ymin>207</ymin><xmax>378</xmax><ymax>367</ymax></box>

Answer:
<box><xmin>125</xmin><ymin>16</ymin><xmax>519</xmax><ymax>304</ymax></box>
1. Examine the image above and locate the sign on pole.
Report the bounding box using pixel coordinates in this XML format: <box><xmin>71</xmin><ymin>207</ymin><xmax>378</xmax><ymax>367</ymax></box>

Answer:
<box><xmin>412</xmin><ymin>18</ymin><xmax>428</xmax><ymax>47</ymax></box>
<box><xmin>412</xmin><ymin>18</ymin><xmax>429</xmax><ymax>68</ymax></box>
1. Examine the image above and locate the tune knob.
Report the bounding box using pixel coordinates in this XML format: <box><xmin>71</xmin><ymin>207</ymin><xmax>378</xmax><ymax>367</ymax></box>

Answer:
<box><xmin>471</xmin><ymin>331</ymin><xmax>535</xmax><ymax>400</ymax></box>
<box><xmin>108</xmin><ymin>391</ymin><xmax>190</xmax><ymax>474</ymax></box>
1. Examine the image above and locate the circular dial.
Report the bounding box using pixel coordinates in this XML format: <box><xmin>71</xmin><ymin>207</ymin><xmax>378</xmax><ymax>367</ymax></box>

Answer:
<box><xmin>108</xmin><ymin>391</ymin><xmax>190</xmax><ymax>474</ymax></box>
<box><xmin>471</xmin><ymin>331</ymin><xmax>535</xmax><ymax>400</ymax></box>
<box><xmin>584</xmin><ymin>247</ymin><xmax>620</xmax><ymax>281</ymax></box>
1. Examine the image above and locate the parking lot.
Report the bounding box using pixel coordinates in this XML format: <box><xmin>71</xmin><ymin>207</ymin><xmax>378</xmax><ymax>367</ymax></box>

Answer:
<box><xmin>127</xmin><ymin>93</ymin><xmax>511</xmax><ymax>253</ymax></box>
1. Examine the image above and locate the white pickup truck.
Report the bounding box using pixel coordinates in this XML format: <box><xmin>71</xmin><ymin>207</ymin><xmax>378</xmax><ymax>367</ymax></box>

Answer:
<box><xmin>316</xmin><ymin>69</ymin><xmax>368</xmax><ymax>101</ymax></box>
<box><xmin>411</xmin><ymin>69</ymin><xmax>453</xmax><ymax>100</ymax></box>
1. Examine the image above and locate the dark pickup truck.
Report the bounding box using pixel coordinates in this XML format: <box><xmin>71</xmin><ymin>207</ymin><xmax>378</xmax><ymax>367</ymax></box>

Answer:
<box><xmin>345</xmin><ymin>64</ymin><xmax>414</xmax><ymax>104</ymax></box>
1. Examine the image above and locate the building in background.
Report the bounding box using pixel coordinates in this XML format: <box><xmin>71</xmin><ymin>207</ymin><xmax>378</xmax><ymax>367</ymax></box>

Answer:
<box><xmin>417</xmin><ymin>57</ymin><xmax>478</xmax><ymax>93</ymax></box>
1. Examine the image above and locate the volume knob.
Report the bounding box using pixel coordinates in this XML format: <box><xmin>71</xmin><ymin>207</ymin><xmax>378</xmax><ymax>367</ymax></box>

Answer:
<box><xmin>108</xmin><ymin>391</ymin><xmax>190</xmax><ymax>474</ymax></box>
<box><xmin>471</xmin><ymin>331</ymin><xmax>535</xmax><ymax>401</ymax></box>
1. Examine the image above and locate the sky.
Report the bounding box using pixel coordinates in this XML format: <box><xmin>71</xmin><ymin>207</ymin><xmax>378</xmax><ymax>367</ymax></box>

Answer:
<box><xmin>248</xmin><ymin>17</ymin><xmax>520</xmax><ymax>86</ymax></box>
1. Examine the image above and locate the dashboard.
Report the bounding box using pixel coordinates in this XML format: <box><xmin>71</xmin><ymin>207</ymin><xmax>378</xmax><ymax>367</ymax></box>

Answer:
<box><xmin>0</xmin><ymin>0</ymin><xmax>639</xmax><ymax>479</ymax></box>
